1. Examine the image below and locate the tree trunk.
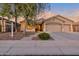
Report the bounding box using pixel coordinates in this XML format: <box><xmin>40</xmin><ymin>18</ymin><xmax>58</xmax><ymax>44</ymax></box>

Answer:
<box><xmin>24</xmin><ymin>16</ymin><xmax>29</xmax><ymax>36</ymax></box>
<box><xmin>15</xmin><ymin>15</ymin><xmax>17</xmax><ymax>32</ymax></box>
<box><xmin>23</xmin><ymin>16</ymin><xmax>27</xmax><ymax>36</ymax></box>
<box><xmin>2</xmin><ymin>17</ymin><xmax>4</xmax><ymax>32</ymax></box>
<box><xmin>15</xmin><ymin>4</ymin><xmax>18</xmax><ymax>32</ymax></box>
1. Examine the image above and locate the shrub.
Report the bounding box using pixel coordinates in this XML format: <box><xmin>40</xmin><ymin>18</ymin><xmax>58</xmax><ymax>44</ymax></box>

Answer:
<box><xmin>38</xmin><ymin>32</ymin><xmax>50</xmax><ymax>40</ymax></box>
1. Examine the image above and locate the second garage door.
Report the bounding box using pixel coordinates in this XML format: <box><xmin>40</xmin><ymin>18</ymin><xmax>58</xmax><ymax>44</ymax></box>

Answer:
<box><xmin>63</xmin><ymin>24</ymin><xmax>71</xmax><ymax>32</ymax></box>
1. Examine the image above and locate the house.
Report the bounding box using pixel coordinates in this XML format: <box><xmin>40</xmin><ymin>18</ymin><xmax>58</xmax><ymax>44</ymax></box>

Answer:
<box><xmin>19</xmin><ymin>15</ymin><xmax>74</xmax><ymax>33</ymax></box>
<box><xmin>35</xmin><ymin>15</ymin><xmax>74</xmax><ymax>32</ymax></box>
<box><xmin>19</xmin><ymin>14</ymin><xmax>79</xmax><ymax>33</ymax></box>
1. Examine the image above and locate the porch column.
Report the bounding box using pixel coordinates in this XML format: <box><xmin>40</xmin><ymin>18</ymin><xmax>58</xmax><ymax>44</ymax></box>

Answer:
<box><xmin>3</xmin><ymin>20</ymin><xmax>6</xmax><ymax>32</ymax></box>
<box><xmin>1</xmin><ymin>20</ymin><xmax>3</xmax><ymax>32</ymax></box>
<box><xmin>70</xmin><ymin>24</ymin><xmax>73</xmax><ymax>32</ymax></box>
<box><xmin>61</xmin><ymin>23</ymin><xmax>64</xmax><ymax>32</ymax></box>
<box><xmin>44</xmin><ymin>23</ymin><xmax>46</xmax><ymax>32</ymax></box>
<box><xmin>11</xmin><ymin>22</ymin><xmax>13</xmax><ymax>37</ymax></box>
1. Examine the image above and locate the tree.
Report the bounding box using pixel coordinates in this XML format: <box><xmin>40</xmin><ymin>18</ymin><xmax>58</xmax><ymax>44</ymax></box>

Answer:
<box><xmin>0</xmin><ymin>4</ymin><xmax>11</xmax><ymax>32</ymax></box>
<box><xmin>0</xmin><ymin>4</ymin><xmax>21</xmax><ymax>32</ymax></box>
<box><xmin>16</xmin><ymin>3</ymin><xmax>47</xmax><ymax>22</ymax></box>
<box><xmin>16</xmin><ymin>4</ymin><xmax>36</xmax><ymax>33</ymax></box>
<box><xmin>0</xmin><ymin>4</ymin><xmax>11</xmax><ymax>18</ymax></box>
<box><xmin>0</xmin><ymin>3</ymin><xmax>48</xmax><ymax>33</ymax></box>
<box><xmin>11</xmin><ymin>3</ymin><xmax>18</xmax><ymax>32</ymax></box>
<box><xmin>15</xmin><ymin>3</ymin><xmax>48</xmax><ymax>33</ymax></box>
<box><xmin>36</xmin><ymin>3</ymin><xmax>47</xmax><ymax>14</ymax></box>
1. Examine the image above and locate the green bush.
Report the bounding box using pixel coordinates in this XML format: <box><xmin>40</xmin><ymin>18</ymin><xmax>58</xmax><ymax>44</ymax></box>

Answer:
<box><xmin>38</xmin><ymin>32</ymin><xmax>50</xmax><ymax>40</ymax></box>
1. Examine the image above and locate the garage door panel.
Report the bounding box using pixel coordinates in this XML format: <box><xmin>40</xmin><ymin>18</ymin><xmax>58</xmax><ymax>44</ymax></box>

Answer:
<box><xmin>46</xmin><ymin>24</ymin><xmax>62</xmax><ymax>32</ymax></box>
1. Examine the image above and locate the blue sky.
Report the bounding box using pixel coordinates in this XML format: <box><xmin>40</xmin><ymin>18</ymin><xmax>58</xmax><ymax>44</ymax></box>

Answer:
<box><xmin>46</xmin><ymin>3</ymin><xmax>79</xmax><ymax>16</ymax></box>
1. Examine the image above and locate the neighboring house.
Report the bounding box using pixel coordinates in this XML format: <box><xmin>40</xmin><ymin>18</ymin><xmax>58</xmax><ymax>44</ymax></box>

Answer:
<box><xmin>0</xmin><ymin>17</ymin><xmax>20</xmax><ymax>32</ymax></box>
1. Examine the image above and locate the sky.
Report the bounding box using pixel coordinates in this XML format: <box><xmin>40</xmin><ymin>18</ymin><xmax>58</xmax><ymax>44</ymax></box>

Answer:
<box><xmin>48</xmin><ymin>3</ymin><xmax>79</xmax><ymax>15</ymax></box>
<box><xmin>46</xmin><ymin>3</ymin><xmax>79</xmax><ymax>21</ymax></box>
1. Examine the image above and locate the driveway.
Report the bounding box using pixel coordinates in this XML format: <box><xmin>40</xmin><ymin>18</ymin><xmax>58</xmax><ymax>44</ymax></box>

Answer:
<box><xmin>0</xmin><ymin>32</ymin><xmax>79</xmax><ymax>55</ymax></box>
<box><xmin>52</xmin><ymin>32</ymin><xmax>79</xmax><ymax>40</ymax></box>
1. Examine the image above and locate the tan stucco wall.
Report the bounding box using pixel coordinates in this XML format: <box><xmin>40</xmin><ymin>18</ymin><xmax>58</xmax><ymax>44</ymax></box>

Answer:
<box><xmin>20</xmin><ymin>21</ymin><xmax>26</xmax><ymax>31</ymax></box>
<box><xmin>20</xmin><ymin>21</ymin><xmax>35</xmax><ymax>32</ymax></box>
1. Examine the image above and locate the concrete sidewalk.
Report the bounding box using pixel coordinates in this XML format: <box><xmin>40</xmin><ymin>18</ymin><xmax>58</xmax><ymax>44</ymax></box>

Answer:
<box><xmin>0</xmin><ymin>32</ymin><xmax>79</xmax><ymax>55</ymax></box>
<box><xmin>1</xmin><ymin>40</ymin><xmax>79</xmax><ymax>55</ymax></box>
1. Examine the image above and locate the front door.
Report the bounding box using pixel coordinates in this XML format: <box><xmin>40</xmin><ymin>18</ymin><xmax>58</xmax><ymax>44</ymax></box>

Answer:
<box><xmin>35</xmin><ymin>24</ymin><xmax>44</xmax><ymax>32</ymax></box>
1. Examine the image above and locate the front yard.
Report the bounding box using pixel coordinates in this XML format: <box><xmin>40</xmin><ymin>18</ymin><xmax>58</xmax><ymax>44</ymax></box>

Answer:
<box><xmin>0</xmin><ymin>32</ymin><xmax>36</xmax><ymax>40</ymax></box>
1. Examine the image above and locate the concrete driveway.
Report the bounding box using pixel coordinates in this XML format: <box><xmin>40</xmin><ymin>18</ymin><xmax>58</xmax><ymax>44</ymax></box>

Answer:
<box><xmin>0</xmin><ymin>32</ymin><xmax>79</xmax><ymax>55</ymax></box>
<box><xmin>52</xmin><ymin>32</ymin><xmax>79</xmax><ymax>40</ymax></box>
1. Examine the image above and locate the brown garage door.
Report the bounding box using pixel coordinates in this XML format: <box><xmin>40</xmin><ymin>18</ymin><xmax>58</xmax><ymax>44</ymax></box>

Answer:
<box><xmin>46</xmin><ymin>24</ymin><xmax>62</xmax><ymax>32</ymax></box>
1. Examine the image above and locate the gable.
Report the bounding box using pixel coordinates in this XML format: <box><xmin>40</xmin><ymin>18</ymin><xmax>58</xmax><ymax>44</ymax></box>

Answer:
<box><xmin>44</xmin><ymin>17</ymin><xmax>64</xmax><ymax>24</ymax></box>
<box><xmin>44</xmin><ymin>15</ymin><xmax>74</xmax><ymax>24</ymax></box>
<box><xmin>56</xmin><ymin>15</ymin><xmax>74</xmax><ymax>24</ymax></box>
